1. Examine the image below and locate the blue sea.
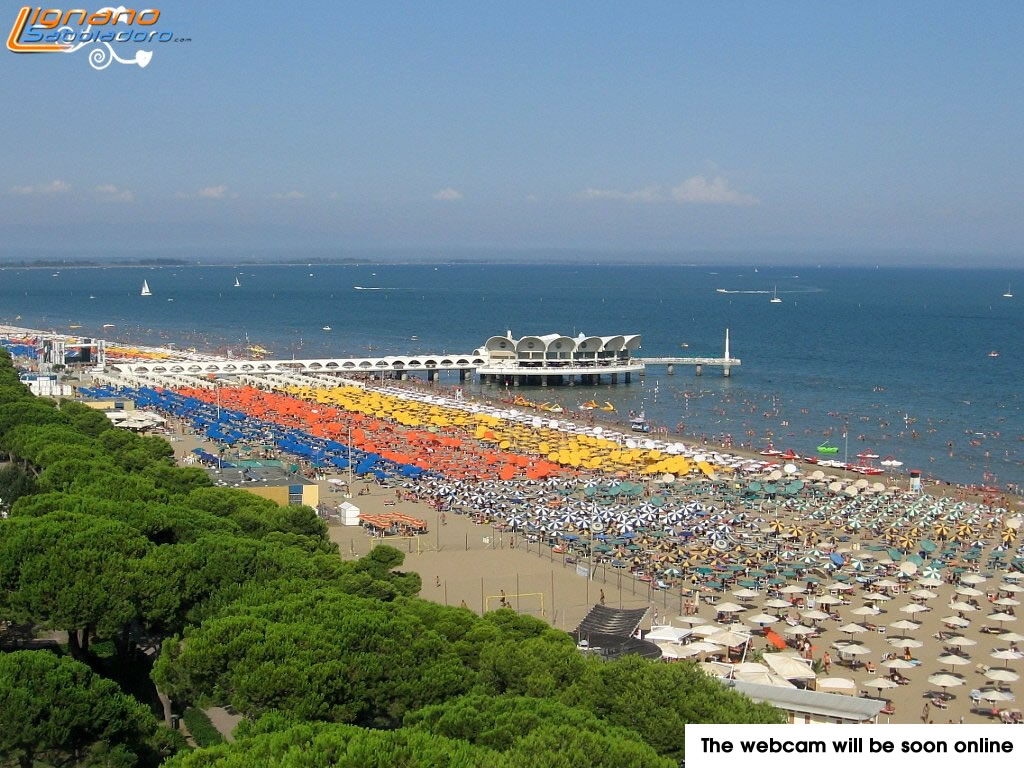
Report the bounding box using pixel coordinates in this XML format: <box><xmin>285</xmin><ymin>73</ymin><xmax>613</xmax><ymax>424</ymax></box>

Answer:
<box><xmin>1</xmin><ymin>262</ymin><xmax>1021</xmax><ymax>487</ymax></box>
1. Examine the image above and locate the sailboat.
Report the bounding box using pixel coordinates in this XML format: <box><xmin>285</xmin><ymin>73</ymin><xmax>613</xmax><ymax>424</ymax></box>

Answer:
<box><xmin>1003</xmin><ymin>284</ymin><xmax>1014</xmax><ymax>298</ymax></box>
<box><xmin>770</xmin><ymin>286</ymin><xmax>782</xmax><ymax>303</ymax></box>
<box><xmin>234</xmin><ymin>276</ymin><xmax>241</xmax><ymax>288</ymax></box>
<box><xmin>140</xmin><ymin>279</ymin><xmax>152</xmax><ymax>296</ymax></box>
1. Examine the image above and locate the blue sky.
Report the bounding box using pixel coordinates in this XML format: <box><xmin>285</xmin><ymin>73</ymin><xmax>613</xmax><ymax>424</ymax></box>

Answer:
<box><xmin>2</xmin><ymin>1</ymin><xmax>1023</xmax><ymax>261</ymax></box>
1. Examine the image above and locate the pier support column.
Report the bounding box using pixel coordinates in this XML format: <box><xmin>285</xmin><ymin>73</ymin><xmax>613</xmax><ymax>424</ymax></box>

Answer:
<box><xmin>541</xmin><ymin>376</ymin><xmax>548</xmax><ymax>387</ymax></box>
<box><xmin>624</xmin><ymin>373</ymin><xmax>631</xmax><ymax>384</ymax></box>
<box><xmin>666</xmin><ymin>364</ymin><xmax>674</xmax><ymax>376</ymax></box>
<box><xmin>611</xmin><ymin>373</ymin><xmax>618</xmax><ymax>384</ymax></box>
<box><xmin>695</xmin><ymin>364</ymin><xmax>702</xmax><ymax>376</ymax></box>
<box><xmin>459</xmin><ymin>369</ymin><xmax>467</xmax><ymax>382</ymax></box>
<box><xmin>427</xmin><ymin>369</ymin><xmax>438</xmax><ymax>383</ymax></box>
<box><xmin>723</xmin><ymin>365</ymin><xmax>731</xmax><ymax>378</ymax></box>
<box><xmin>513</xmin><ymin>376</ymin><xmax>521</xmax><ymax>387</ymax></box>
<box><xmin>401</xmin><ymin>372</ymin><xmax>409</xmax><ymax>381</ymax></box>
<box><xmin>567</xmin><ymin>376</ymin><xmax>575</xmax><ymax>386</ymax></box>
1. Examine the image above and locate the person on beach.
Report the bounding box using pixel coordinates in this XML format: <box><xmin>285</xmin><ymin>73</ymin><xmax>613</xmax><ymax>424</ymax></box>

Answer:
<box><xmin>922</xmin><ymin>701</ymin><xmax>930</xmax><ymax>722</ymax></box>
<box><xmin>600</xmin><ymin>589</ymin><xmax>606</xmax><ymax>605</ymax></box>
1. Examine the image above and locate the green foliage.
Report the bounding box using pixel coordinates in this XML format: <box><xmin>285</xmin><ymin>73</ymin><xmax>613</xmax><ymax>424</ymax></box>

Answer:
<box><xmin>155</xmin><ymin>587</ymin><xmax>471</xmax><ymax>727</ymax></box>
<box><xmin>60</xmin><ymin>398</ymin><xmax>116</xmax><ymax>437</ymax></box>
<box><xmin>0</xmin><ymin>462</ymin><xmax>37</xmax><ymax>505</ymax></box>
<box><xmin>406</xmin><ymin>694</ymin><xmax>674</xmax><ymax>768</ymax></box>
<box><xmin>183</xmin><ymin>708</ymin><xmax>225</xmax><ymax>747</ymax></box>
<box><xmin>0</xmin><ymin>650</ymin><xmax>178</xmax><ymax>768</ymax></box>
<box><xmin>161</xmin><ymin>722</ymin><xmax>503</xmax><ymax>768</ymax></box>
<box><xmin>559</xmin><ymin>655</ymin><xmax>786</xmax><ymax>761</ymax></box>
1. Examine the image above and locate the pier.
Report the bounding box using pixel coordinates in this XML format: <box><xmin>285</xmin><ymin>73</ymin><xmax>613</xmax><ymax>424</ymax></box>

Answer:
<box><xmin>23</xmin><ymin>326</ymin><xmax>740</xmax><ymax>383</ymax></box>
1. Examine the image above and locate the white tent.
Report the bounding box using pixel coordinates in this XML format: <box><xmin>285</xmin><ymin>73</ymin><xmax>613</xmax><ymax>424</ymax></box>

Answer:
<box><xmin>340</xmin><ymin>501</ymin><xmax>361</xmax><ymax>526</ymax></box>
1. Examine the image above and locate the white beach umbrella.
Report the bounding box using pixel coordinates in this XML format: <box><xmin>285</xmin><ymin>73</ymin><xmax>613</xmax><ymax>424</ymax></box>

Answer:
<box><xmin>764</xmin><ymin>598</ymin><xmax>793</xmax><ymax>609</ymax></box>
<box><xmin>839</xmin><ymin>623</ymin><xmax>868</xmax><ymax>634</ymax></box>
<box><xmin>716</xmin><ymin>602</ymin><xmax>746</xmax><ymax>614</ymax></box>
<box><xmin>999</xmin><ymin>632</ymin><xmax>1024</xmax><ymax>643</ymax></box>
<box><xmin>747</xmin><ymin>613</ymin><xmax>779</xmax><ymax>626</ymax></box>
<box><xmin>780</xmin><ymin>585</ymin><xmax>806</xmax><ymax>594</ymax></box>
<box><xmin>889</xmin><ymin>619</ymin><xmax>921</xmax><ymax>631</ymax></box>
<box><xmin>994</xmin><ymin>597</ymin><xmax>1021</xmax><ymax>607</ymax></box>
<box><xmin>883</xmin><ymin>658</ymin><xmax>915</xmax><ymax>669</ymax></box>
<box><xmin>889</xmin><ymin>638</ymin><xmax>924</xmax><ymax>649</ymax></box>
<box><xmin>801</xmin><ymin>609</ymin><xmax>832</xmax><ymax>621</ymax></box>
<box><xmin>709</xmin><ymin>629</ymin><xmax>752</xmax><ymax>647</ymax></box>
<box><xmin>943</xmin><ymin>636</ymin><xmax>977</xmax><ymax>648</ymax></box>
<box><xmin>863</xmin><ymin>677</ymin><xmax>899</xmax><ymax>691</ymax></box>
<box><xmin>927</xmin><ymin>673</ymin><xmax>965</xmax><ymax>690</ymax></box>
<box><xmin>936</xmin><ymin>654</ymin><xmax>971</xmax><ymax>667</ymax></box>
<box><xmin>867</xmin><ymin>592</ymin><xmax>892</xmax><ymax>602</ymax></box>
<box><xmin>675</xmin><ymin>615</ymin><xmax>708</xmax><ymax>626</ymax></box>
<box><xmin>941</xmin><ymin>616</ymin><xmax>971</xmax><ymax>628</ymax></box>
<box><xmin>686</xmin><ymin>640</ymin><xmax>726</xmax><ymax>653</ymax></box>
<box><xmin>956</xmin><ymin>586</ymin><xmax>984</xmax><ymax>597</ymax></box>
<box><xmin>988</xmin><ymin>612</ymin><xmax>1017</xmax><ymax>624</ymax></box>
<box><xmin>985</xmin><ymin>668</ymin><xmax>1020</xmax><ymax>683</ymax></box>
<box><xmin>949</xmin><ymin>601</ymin><xmax>978</xmax><ymax>613</ymax></box>
<box><xmin>900</xmin><ymin>603</ymin><xmax>930</xmax><ymax>615</ymax></box>
<box><xmin>733</xmin><ymin>588</ymin><xmax>760</xmax><ymax>599</ymax></box>
<box><xmin>961</xmin><ymin>574</ymin><xmax>988</xmax><ymax>585</ymax></box>
<box><xmin>816</xmin><ymin>594</ymin><xmax>843</xmax><ymax>605</ymax></box>
<box><xmin>838</xmin><ymin>643</ymin><xmax>872</xmax><ymax>656</ymax></box>
<box><xmin>851</xmin><ymin>605</ymin><xmax>881</xmax><ymax>616</ymax></box>
<box><xmin>978</xmin><ymin>688</ymin><xmax>1015</xmax><ymax>702</ymax></box>
<box><xmin>910</xmin><ymin>589</ymin><xmax>938</xmax><ymax>600</ymax></box>
<box><xmin>990</xmin><ymin>649</ymin><xmax>1024</xmax><ymax>661</ymax></box>
<box><xmin>918</xmin><ymin>576</ymin><xmax>944</xmax><ymax>587</ymax></box>
<box><xmin>783</xmin><ymin>625</ymin><xmax>816</xmax><ymax>636</ymax></box>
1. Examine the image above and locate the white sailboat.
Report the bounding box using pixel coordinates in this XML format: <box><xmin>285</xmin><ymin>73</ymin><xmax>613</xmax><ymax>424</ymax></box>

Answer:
<box><xmin>140</xmin><ymin>279</ymin><xmax>152</xmax><ymax>297</ymax></box>
<box><xmin>770</xmin><ymin>285</ymin><xmax>782</xmax><ymax>303</ymax></box>
<box><xmin>234</xmin><ymin>276</ymin><xmax>241</xmax><ymax>288</ymax></box>
<box><xmin>1003</xmin><ymin>284</ymin><xmax>1014</xmax><ymax>298</ymax></box>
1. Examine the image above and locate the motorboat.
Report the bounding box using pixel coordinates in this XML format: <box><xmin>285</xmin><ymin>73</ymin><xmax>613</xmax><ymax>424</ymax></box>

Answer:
<box><xmin>817</xmin><ymin>441</ymin><xmax>839</xmax><ymax>455</ymax></box>
<box><xmin>322</xmin><ymin>325</ymin><xmax>332</xmax><ymax>331</ymax></box>
<box><xmin>989</xmin><ymin>350</ymin><xmax>1000</xmax><ymax>358</ymax></box>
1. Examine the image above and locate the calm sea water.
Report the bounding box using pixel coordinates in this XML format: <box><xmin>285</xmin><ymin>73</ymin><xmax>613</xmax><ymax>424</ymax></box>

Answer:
<box><xmin>1</xmin><ymin>263</ymin><xmax>1021</xmax><ymax>487</ymax></box>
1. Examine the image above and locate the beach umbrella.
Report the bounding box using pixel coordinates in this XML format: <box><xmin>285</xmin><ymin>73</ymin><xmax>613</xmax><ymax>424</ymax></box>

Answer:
<box><xmin>994</xmin><ymin>597</ymin><xmax>1021</xmax><ymax>607</ymax></box>
<box><xmin>883</xmin><ymin>658</ymin><xmax>915</xmax><ymax>669</ymax></box>
<box><xmin>783</xmin><ymin>625</ymin><xmax>816</xmax><ymax>636</ymax></box>
<box><xmin>838</xmin><ymin>643</ymin><xmax>871</xmax><ymax>656</ymax></box>
<box><xmin>686</xmin><ymin>641</ymin><xmax>727</xmax><ymax>654</ymax></box>
<box><xmin>863</xmin><ymin>677</ymin><xmax>899</xmax><ymax>691</ymax></box>
<box><xmin>889</xmin><ymin>619</ymin><xmax>921</xmax><ymax>631</ymax></box>
<box><xmin>764</xmin><ymin>598</ymin><xmax>792</xmax><ymax>610</ymax></box>
<box><xmin>985</xmin><ymin>668</ymin><xmax>1020</xmax><ymax>683</ymax></box>
<box><xmin>839</xmin><ymin>623</ymin><xmax>868</xmax><ymax>635</ymax></box>
<box><xmin>1001</xmin><ymin>583</ymin><xmax>1024</xmax><ymax>593</ymax></box>
<box><xmin>941</xmin><ymin>616</ymin><xmax>971</xmax><ymax>628</ymax></box>
<box><xmin>990</xmin><ymin>649</ymin><xmax>1024</xmax><ymax>662</ymax></box>
<box><xmin>978</xmin><ymin>689</ymin><xmax>1015</xmax><ymax>702</ymax></box>
<box><xmin>816</xmin><ymin>594</ymin><xmax>843</xmax><ymax>605</ymax></box>
<box><xmin>919</xmin><ymin>576</ymin><xmax>944</xmax><ymax>587</ymax></box>
<box><xmin>910</xmin><ymin>589</ymin><xmax>938</xmax><ymax>600</ymax></box>
<box><xmin>900</xmin><ymin>603</ymin><xmax>930</xmax><ymax>615</ymax></box>
<box><xmin>747</xmin><ymin>613</ymin><xmax>779</xmax><ymax>626</ymax></box>
<box><xmin>999</xmin><ymin>632</ymin><xmax>1024</xmax><ymax>643</ymax></box>
<box><xmin>708</xmin><ymin>629</ymin><xmax>751</xmax><ymax>647</ymax></box>
<box><xmin>944</xmin><ymin>636</ymin><xmax>977</xmax><ymax>648</ymax></box>
<box><xmin>732</xmin><ymin>588</ymin><xmax>760</xmax><ymax>600</ymax></box>
<box><xmin>801</xmin><ymin>609</ymin><xmax>831</xmax><ymax>622</ymax></box>
<box><xmin>889</xmin><ymin>638</ymin><xmax>924</xmax><ymax>649</ymax></box>
<box><xmin>715</xmin><ymin>602</ymin><xmax>746</xmax><ymax>614</ymax></box>
<box><xmin>927</xmin><ymin>673</ymin><xmax>964</xmax><ymax>693</ymax></box>
<box><xmin>867</xmin><ymin>592</ymin><xmax>892</xmax><ymax>602</ymax></box>
<box><xmin>956</xmin><ymin>586</ymin><xmax>984</xmax><ymax>597</ymax></box>
<box><xmin>961</xmin><ymin>573</ymin><xmax>988</xmax><ymax>585</ymax></box>
<box><xmin>851</xmin><ymin>605</ymin><xmax>881</xmax><ymax>616</ymax></box>
<box><xmin>936</xmin><ymin>654</ymin><xmax>970</xmax><ymax>667</ymax></box>
<box><xmin>949</xmin><ymin>601</ymin><xmax>978</xmax><ymax>613</ymax></box>
<box><xmin>988</xmin><ymin>612</ymin><xmax>1017</xmax><ymax>624</ymax></box>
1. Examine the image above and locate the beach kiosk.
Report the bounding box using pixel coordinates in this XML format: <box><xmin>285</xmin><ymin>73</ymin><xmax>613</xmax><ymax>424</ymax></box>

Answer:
<box><xmin>340</xmin><ymin>501</ymin><xmax>361</xmax><ymax>526</ymax></box>
<box><xmin>909</xmin><ymin>469</ymin><xmax>922</xmax><ymax>494</ymax></box>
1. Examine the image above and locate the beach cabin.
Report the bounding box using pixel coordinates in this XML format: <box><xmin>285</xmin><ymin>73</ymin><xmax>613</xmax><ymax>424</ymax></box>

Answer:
<box><xmin>726</xmin><ymin>680</ymin><xmax>887</xmax><ymax>724</ymax></box>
